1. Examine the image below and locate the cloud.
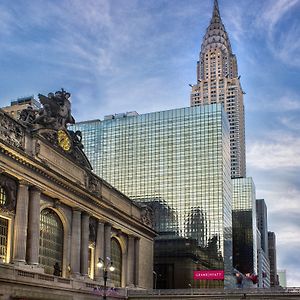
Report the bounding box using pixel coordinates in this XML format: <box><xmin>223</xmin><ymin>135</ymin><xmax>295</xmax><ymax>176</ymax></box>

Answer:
<box><xmin>247</xmin><ymin>131</ymin><xmax>300</xmax><ymax>170</ymax></box>
<box><xmin>255</xmin><ymin>0</ymin><xmax>300</xmax><ymax>67</ymax></box>
<box><xmin>279</xmin><ymin>116</ymin><xmax>300</xmax><ymax>131</ymax></box>
<box><xmin>259</xmin><ymin>0</ymin><xmax>299</xmax><ymax>32</ymax></box>
<box><xmin>0</xmin><ymin>5</ymin><xmax>14</xmax><ymax>36</ymax></box>
<box><xmin>248</xmin><ymin>94</ymin><xmax>300</xmax><ymax>113</ymax></box>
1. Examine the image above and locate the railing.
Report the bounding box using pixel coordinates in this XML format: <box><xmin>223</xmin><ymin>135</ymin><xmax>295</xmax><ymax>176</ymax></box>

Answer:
<box><xmin>37</xmin><ymin>274</ymin><xmax>55</xmax><ymax>281</ymax></box>
<box><xmin>128</xmin><ymin>287</ymin><xmax>300</xmax><ymax>296</ymax></box>
<box><xmin>17</xmin><ymin>270</ymin><xmax>35</xmax><ymax>278</ymax></box>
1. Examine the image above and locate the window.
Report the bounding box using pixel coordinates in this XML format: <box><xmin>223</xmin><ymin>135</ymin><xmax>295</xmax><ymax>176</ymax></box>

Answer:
<box><xmin>110</xmin><ymin>238</ymin><xmax>122</xmax><ymax>287</ymax></box>
<box><xmin>88</xmin><ymin>246</ymin><xmax>95</xmax><ymax>279</ymax></box>
<box><xmin>0</xmin><ymin>217</ymin><xmax>8</xmax><ymax>262</ymax></box>
<box><xmin>0</xmin><ymin>187</ymin><xmax>7</xmax><ymax>206</ymax></box>
<box><xmin>39</xmin><ymin>209</ymin><xmax>63</xmax><ymax>275</ymax></box>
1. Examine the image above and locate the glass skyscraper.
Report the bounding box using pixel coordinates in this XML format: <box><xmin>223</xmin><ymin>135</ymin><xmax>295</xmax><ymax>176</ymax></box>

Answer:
<box><xmin>72</xmin><ymin>104</ymin><xmax>233</xmax><ymax>288</ymax></box>
<box><xmin>232</xmin><ymin>177</ymin><xmax>257</xmax><ymax>275</ymax></box>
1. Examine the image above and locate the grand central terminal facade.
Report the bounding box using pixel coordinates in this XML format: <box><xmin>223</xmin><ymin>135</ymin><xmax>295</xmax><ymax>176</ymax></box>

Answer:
<box><xmin>0</xmin><ymin>91</ymin><xmax>156</xmax><ymax>299</ymax></box>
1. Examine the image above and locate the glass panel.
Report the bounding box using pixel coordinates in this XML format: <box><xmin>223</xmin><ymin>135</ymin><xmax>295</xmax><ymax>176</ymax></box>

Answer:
<box><xmin>110</xmin><ymin>238</ymin><xmax>122</xmax><ymax>287</ymax></box>
<box><xmin>39</xmin><ymin>209</ymin><xmax>63</xmax><ymax>275</ymax></box>
<box><xmin>0</xmin><ymin>217</ymin><xmax>8</xmax><ymax>262</ymax></box>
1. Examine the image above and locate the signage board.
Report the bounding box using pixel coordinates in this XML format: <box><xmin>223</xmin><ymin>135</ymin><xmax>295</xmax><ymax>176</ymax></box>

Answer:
<box><xmin>193</xmin><ymin>270</ymin><xmax>224</xmax><ymax>280</ymax></box>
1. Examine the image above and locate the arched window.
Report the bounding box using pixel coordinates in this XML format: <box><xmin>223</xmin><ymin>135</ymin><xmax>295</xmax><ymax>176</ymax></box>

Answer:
<box><xmin>110</xmin><ymin>238</ymin><xmax>122</xmax><ymax>287</ymax></box>
<box><xmin>39</xmin><ymin>209</ymin><xmax>63</xmax><ymax>275</ymax></box>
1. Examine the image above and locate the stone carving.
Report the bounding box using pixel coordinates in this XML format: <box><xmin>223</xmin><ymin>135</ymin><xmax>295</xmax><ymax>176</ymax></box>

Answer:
<box><xmin>0</xmin><ymin>110</ymin><xmax>25</xmax><ymax>149</ymax></box>
<box><xmin>36</xmin><ymin>89</ymin><xmax>75</xmax><ymax>130</ymax></box>
<box><xmin>140</xmin><ymin>205</ymin><xmax>153</xmax><ymax>228</ymax></box>
<box><xmin>87</xmin><ymin>175</ymin><xmax>101</xmax><ymax>196</ymax></box>
<box><xmin>34</xmin><ymin>141</ymin><xmax>41</xmax><ymax>155</ymax></box>
<box><xmin>68</xmin><ymin>130</ymin><xmax>84</xmax><ymax>149</ymax></box>
<box><xmin>17</xmin><ymin>89</ymin><xmax>92</xmax><ymax>170</ymax></box>
<box><xmin>18</xmin><ymin>89</ymin><xmax>75</xmax><ymax>131</ymax></box>
<box><xmin>53</xmin><ymin>199</ymin><xmax>61</xmax><ymax>209</ymax></box>
<box><xmin>19</xmin><ymin>106</ymin><xmax>36</xmax><ymax>126</ymax></box>
<box><xmin>0</xmin><ymin>174</ymin><xmax>17</xmax><ymax>213</ymax></box>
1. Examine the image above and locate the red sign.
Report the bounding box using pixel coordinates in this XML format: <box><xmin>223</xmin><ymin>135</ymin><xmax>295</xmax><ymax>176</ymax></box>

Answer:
<box><xmin>193</xmin><ymin>270</ymin><xmax>224</xmax><ymax>280</ymax></box>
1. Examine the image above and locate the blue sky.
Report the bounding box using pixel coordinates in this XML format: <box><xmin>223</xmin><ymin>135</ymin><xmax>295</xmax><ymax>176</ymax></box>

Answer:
<box><xmin>0</xmin><ymin>0</ymin><xmax>300</xmax><ymax>287</ymax></box>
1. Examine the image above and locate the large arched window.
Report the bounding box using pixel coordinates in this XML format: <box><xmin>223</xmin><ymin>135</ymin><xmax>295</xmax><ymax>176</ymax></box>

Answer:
<box><xmin>0</xmin><ymin>187</ymin><xmax>9</xmax><ymax>263</ymax></box>
<box><xmin>39</xmin><ymin>209</ymin><xmax>63</xmax><ymax>275</ymax></box>
<box><xmin>110</xmin><ymin>238</ymin><xmax>122</xmax><ymax>287</ymax></box>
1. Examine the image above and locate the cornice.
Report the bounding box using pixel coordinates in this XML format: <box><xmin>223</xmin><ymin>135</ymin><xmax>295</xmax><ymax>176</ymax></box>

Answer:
<box><xmin>0</xmin><ymin>141</ymin><xmax>156</xmax><ymax>237</ymax></box>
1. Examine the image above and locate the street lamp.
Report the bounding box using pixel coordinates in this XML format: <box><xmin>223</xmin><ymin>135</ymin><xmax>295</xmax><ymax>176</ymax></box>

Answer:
<box><xmin>97</xmin><ymin>257</ymin><xmax>115</xmax><ymax>300</ymax></box>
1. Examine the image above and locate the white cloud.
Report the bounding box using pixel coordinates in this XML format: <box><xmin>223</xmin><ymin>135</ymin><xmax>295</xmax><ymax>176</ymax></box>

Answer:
<box><xmin>258</xmin><ymin>187</ymin><xmax>300</xmax><ymax>215</ymax></box>
<box><xmin>0</xmin><ymin>5</ymin><xmax>13</xmax><ymax>36</ymax></box>
<box><xmin>259</xmin><ymin>0</ymin><xmax>299</xmax><ymax>32</ymax></box>
<box><xmin>223</xmin><ymin>5</ymin><xmax>245</xmax><ymax>43</ymax></box>
<box><xmin>255</xmin><ymin>0</ymin><xmax>300</xmax><ymax>67</ymax></box>
<box><xmin>247</xmin><ymin>132</ymin><xmax>300</xmax><ymax>169</ymax></box>
<box><xmin>279</xmin><ymin>116</ymin><xmax>300</xmax><ymax>130</ymax></box>
<box><xmin>248</xmin><ymin>94</ymin><xmax>300</xmax><ymax>112</ymax></box>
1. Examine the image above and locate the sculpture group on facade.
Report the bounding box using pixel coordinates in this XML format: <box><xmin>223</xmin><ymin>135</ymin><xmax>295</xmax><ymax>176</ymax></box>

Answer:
<box><xmin>17</xmin><ymin>89</ymin><xmax>91</xmax><ymax>169</ymax></box>
<box><xmin>19</xmin><ymin>88</ymin><xmax>75</xmax><ymax>130</ymax></box>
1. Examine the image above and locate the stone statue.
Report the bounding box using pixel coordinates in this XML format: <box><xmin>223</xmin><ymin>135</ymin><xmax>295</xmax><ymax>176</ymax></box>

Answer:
<box><xmin>17</xmin><ymin>89</ymin><xmax>92</xmax><ymax>170</ymax></box>
<box><xmin>35</xmin><ymin>89</ymin><xmax>75</xmax><ymax>129</ymax></box>
<box><xmin>19</xmin><ymin>106</ymin><xmax>36</xmax><ymax>126</ymax></box>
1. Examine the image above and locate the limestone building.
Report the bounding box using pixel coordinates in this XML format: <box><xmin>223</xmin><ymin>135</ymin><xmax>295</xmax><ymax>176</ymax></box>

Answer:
<box><xmin>0</xmin><ymin>90</ymin><xmax>155</xmax><ymax>299</ymax></box>
<box><xmin>190</xmin><ymin>0</ymin><xmax>246</xmax><ymax>178</ymax></box>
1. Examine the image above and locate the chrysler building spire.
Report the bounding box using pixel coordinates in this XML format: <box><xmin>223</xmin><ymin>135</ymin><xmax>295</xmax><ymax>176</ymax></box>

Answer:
<box><xmin>212</xmin><ymin>0</ymin><xmax>220</xmax><ymax>20</ymax></box>
<box><xmin>190</xmin><ymin>0</ymin><xmax>246</xmax><ymax>178</ymax></box>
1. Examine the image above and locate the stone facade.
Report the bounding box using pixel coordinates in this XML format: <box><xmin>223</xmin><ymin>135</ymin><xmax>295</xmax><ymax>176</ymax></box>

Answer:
<box><xmin>0</xmin><ymin>101</ymin><xmax>156</xmax><ymax>299</ymax></box>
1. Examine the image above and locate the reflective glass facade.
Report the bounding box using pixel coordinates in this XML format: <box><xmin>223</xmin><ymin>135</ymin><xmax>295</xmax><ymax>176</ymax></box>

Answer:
<box><xmin>232</xmin><ymin>178</ymin><xmax>257</xmax><ymax>275</ymax></box>
<box><xmin>72</xmin><ymin>104</ymin><xmax>232</xmax><ymax>288</ymax></box>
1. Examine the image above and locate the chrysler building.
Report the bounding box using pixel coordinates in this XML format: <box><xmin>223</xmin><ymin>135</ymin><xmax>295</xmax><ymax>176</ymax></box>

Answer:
<box><xmin>190</xmin><ymin>0</ymin><xmax>246</xmax><ymax>178</ymax></box>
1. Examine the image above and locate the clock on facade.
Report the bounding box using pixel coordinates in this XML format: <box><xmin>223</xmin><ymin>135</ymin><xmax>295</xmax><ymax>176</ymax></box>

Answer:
<box><xmin>57</xmin><ymin>130</ymin><xmax>72</xmax><ymax>151</ymax></box>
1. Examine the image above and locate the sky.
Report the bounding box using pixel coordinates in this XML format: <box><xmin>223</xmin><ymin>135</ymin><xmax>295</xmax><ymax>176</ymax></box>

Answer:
<box><xmin>0</xmin><ymin>0</ymin><xmax>300</xmax><ymax>287</ymax></box>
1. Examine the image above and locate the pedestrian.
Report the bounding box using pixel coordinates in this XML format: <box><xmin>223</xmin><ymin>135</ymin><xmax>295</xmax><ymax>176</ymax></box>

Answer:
<box><xmin>236</xmin><ymin>273</ymin><xmax>243</xmax><ymax>288</ymax></box>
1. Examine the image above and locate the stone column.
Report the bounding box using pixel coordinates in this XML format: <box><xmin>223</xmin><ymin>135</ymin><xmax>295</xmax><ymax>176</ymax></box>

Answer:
<box><xmin>80</xmin><ymin>212</ymin><xmax>89</xmax><ymax>276</ymax></box>
<box><xmin>94</xmin><ymin>221</ymin><xmax>105</xmax><ymax>281</ymax></box>
<box><xmin>13</xmin><ymin>180</ymin><xmax>29</xmax><ymax>263</ymax></box>
<box><xmin>26</xmin><ymin>186</ymin><xmax>41</xmax><ymax>265</ymax></box>
<box><xmin>70</xmin><ymin>208</ymin><xmax>81</xmax><ymax>275</ymax></box>
<box><xmin>104</xmin><ymin>223</ymin><xmax>112</xmax><ymax>280</ymax></box>
<box><xmin>126</xmin><ymin>235</ymin><xmax>135</xmax><ymax>287</ymax></box>
<box><xmin>134</xmin><ymin>237</ymin><xmax>140</xmax><ymax>286</ymax></box>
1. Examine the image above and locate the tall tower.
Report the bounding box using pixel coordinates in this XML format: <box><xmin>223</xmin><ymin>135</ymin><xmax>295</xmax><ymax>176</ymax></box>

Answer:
<box><xmin>72</xmin><ymin>104</ymin><xmax>233</xmax><ymax>288</ymax></box>
<box><xmin>190</xmin><ymin>0</ymin><xmax>246</xmax><ymax>178</ymax></box>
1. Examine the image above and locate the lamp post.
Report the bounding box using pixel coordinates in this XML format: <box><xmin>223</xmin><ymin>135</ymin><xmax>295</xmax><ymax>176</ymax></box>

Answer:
<box><xmin>97</xmin><ymin>257</ymin><xmax>115</xmax><ymax>300</ymax></box>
